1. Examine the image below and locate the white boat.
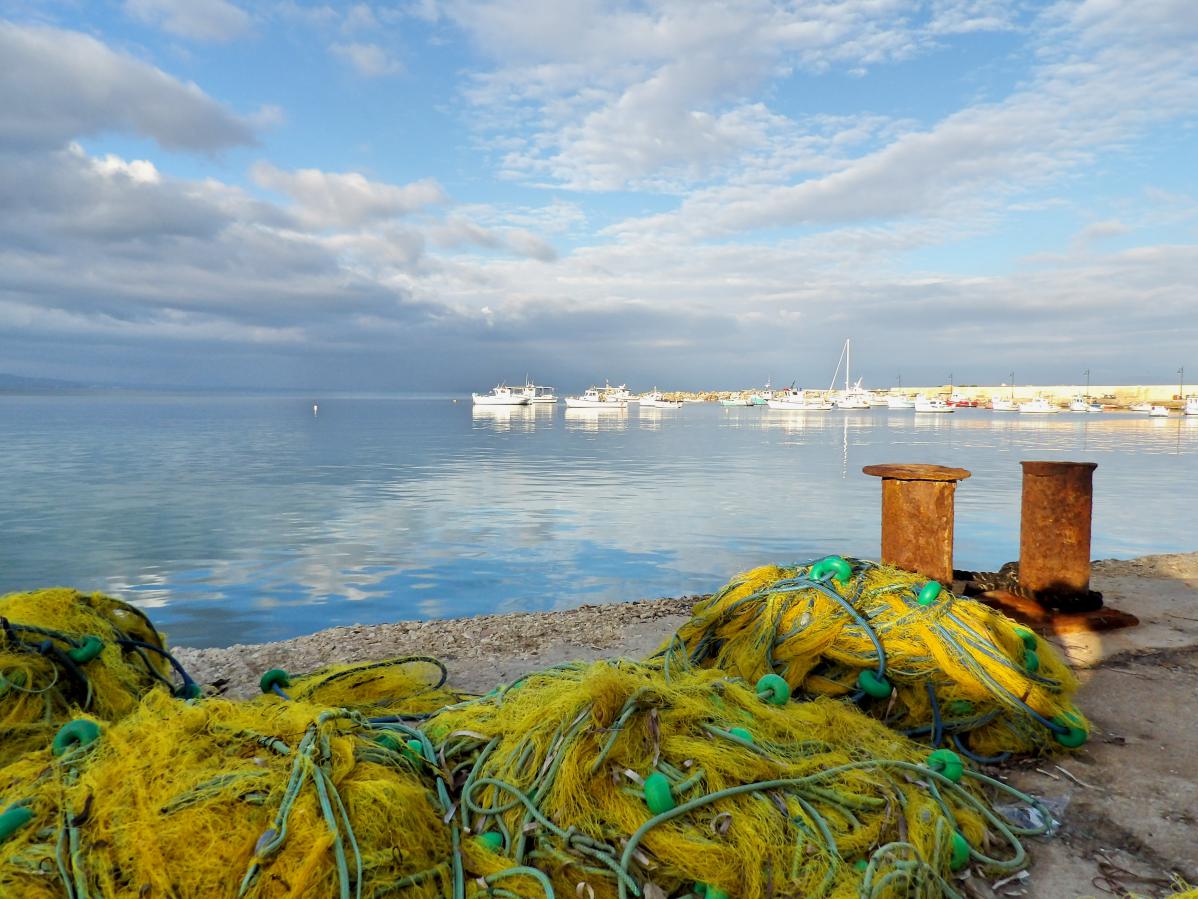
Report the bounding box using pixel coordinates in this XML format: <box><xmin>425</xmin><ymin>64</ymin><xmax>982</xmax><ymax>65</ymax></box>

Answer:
<box><xmin>519</xmin><ymin>381</ymin><xmax>558</xmax><ymax>404</ymax></box>
<box><xmin>472</xmin><ymin>384</ymin><xmax>530</xmax><ymax>406</ymax></box>
<box><xmin>640</xmin><ymin>389</ymin><xmax>681</xmax><ymax>409</ymax></box>
<box><xmin>1068</xmin><ymin>395</ymin><xmax>1088</xmax><ymax>412</ymax></box>
<box><xmin>866</xmin><ymin>392</ymin><xmax>889</xmax><ymax>407</ymax></box>
<box><xmin>991</xmin><ymin>372</ymin><xmax>1017</xmax><ymax>411</ymax></box>
<box><xmin>885</xmin><ymin>394</ymin><xmax>915</xmax><ymax>410</ymax></box>
<box><xmin>826</xmin><ymin>338</ymin><xmax>871</xmax><ymax>409</ymax></box>
<box><xmin>1129</xmin><ymin>402</ymin><xmax>1152</xmax><ymax>413</ymax></box>
<box><xmin>1149</xmin><ymin>405</ymin><xmax>1170</xmax><ymax>417</ymax></box>
<box><xmin>720</xmin><ymin>395</ymin><xmax>755</xmax><ymax>406</ymax></box>
<box><xmin>914</xmin><ymin>394</ymin><xmax>953</xmax><ymax>413</ymax></box>
<box><xmin>1018</xmin><ymin>397</ymin><xmax>1059</xmax><ymax>414</ymax></box>
<box><xmin>1087</xmin><ymin>402</ymin><xmax>1103</xmax><ymax>413</ymax></box>
<box><xmin>565</xmin><ymin>387</ymin><xmax>624</xmax><ymax>408</ymax></box>
<box><xmin>749</xmin><ymin>381</ymin><xmax>774</xmax><ymax>405</ymax></box>
<box><xmin>767</xmin><ymin>388</ymin><xmax>832</xmax><ymax>410</ymax></box>
<box><xmin>602</xmin><ymin>382</ymin><xmax>634</xmax><ymax>404</ymax></box>
<box><xmin>1185</xmin><ymin>396</ymin><xmax>1198</xmax><ymax>416</ymax></box>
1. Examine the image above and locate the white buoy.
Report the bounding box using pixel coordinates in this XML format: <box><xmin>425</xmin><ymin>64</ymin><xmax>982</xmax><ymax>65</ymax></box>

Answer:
<box><xmin>313</xmin><ymin>403</ymin><xmax>319</xmax><ymax>416</ymax></box>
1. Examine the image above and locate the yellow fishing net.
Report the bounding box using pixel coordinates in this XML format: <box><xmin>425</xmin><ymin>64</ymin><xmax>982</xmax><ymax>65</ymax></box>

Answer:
<box><xmin>430</xmin><ymin>659</ymin><xmax>1048</xmax><ymax>899</ymax></box>
<box><xmin>0</xmin><ymin>691</ymin><xmax>453</xmax><ymax>898</ymax></box>
<box><xmin>0</xmin><ymin>588</ymin><xmax>191</xmax><ymax>762</ymax></box>
<box><xmin>254</xmin><ymin>655</ymin><xmax>461</xmax><ymax>716</ymax></box>
<box><xmin>655</xmin><ymin>558</ymin><xmax>1088</xmax><ymax>758</ymax></box>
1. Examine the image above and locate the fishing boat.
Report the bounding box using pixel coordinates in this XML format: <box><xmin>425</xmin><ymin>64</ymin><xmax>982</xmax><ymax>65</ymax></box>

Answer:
<box><xmin>519</xmin><ymin>380</ymin><xmax>558</xmax><ymax>404</ymax></box>
<box><xmin>720</xmin><ymin>395</ymin><xmax>755</xmax><ymax>406</ymax></box>
<box><xmin>990</xmin><ymin>372</ymin><xmax>1017</xmax><ymax>411</ymax></box>
<box><xmin>565</xmin><ymin>387</ymin><xmax>624</xmax><ymax>408</ymax></box>
<box><xmin>472</xmin><ymin>384</ymin><xmax>530</xmax><ymax>406</ymax></box>
<box><xmin>640</xmin><ymin>389</ymin><xmax>681</xmax><ymax>409</ymax></box>
<box><xmin>1087</xmin><ymin>402</ymin><xmax>1103</xmax><ymax>413</ymax></box>
<box><xmin>749</xmin><ymin>381</ymin><xmax>775</xmax><ymax>405</ymax></box>
<box><xmin>1018</xmin><ymin>397</ymin><xmax>1059</xmax><ymax>414</ymax></box>
<box><xmin>1185</xmin><ymin>396</ymin><xmax>1198</xmax><ymax>416</ymax></box>
<box><xmin>767</xmin><ymin>388</ymin><xmax>832</xmax><ymax>410</ymax></box>
<box><xmin>947</xmin><ymin>392</ymin><xmax>978</xmax><ymax>408</ymax></box>
<box><xmin>1129</xmin><ymin>402</ymin><xmax>1152</xmax><ymax>413</ymax></box>
<box><xmin>914</xmin><ymin>394</ymin><xmax>953</xmax><ymax>413</ymax></box>
<box><xmin>1149</xmin><ymin>405</ymin><xmax>1170</xmax><ymax>417</ymax></box>
<box><xmin>1068</xmin><ymin>395</ymin><xmax>1088</xmax><ymax>412</ymax></box>
<box><xmin>885</xmin><ymin>394</ymin><xmax>915</xmax><ymax>410</ymax></box>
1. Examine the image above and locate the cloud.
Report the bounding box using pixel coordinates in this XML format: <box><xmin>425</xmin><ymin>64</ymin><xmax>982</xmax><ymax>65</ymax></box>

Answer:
<box><xmin>330</xmin><ymin>41</ymin><xmax>402</xmax><ymax>77</ymax></box>
<box><xmin>250</xmin><ymin>163</ymin><xmax>446</xmax><ymax>229</ymax></box>
<box><xmin>124</xmin><ymin>0</ymin><xmax>252</xmax><ymax>42</ymax></box>
<box><xmin>0</xmin><ymin>21</ymin><xmax>255</xmax><ymax>152</ymax></box>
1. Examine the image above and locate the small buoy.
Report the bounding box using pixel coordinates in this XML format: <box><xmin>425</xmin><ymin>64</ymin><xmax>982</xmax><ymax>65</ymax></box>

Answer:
<box><xmin>312</xmin><ymin>403</ymin><xmax>319</xmax><ymax>416</ymax></box>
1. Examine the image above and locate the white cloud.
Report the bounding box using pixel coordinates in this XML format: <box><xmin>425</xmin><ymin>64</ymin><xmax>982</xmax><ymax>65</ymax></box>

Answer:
<box><xmin>330</xmin><ymin>41</ymin><xmax>402</xmax><ymax>77</ymax></box>
<box><xmin>250</xmin><ymin>163</ymin><xmax>446</xmax><ymax>229</ymax></box>
<box><xmin>124</xmin><ymin>0</ymin><xmax>252</xmax><ymax>42</ymax></box>
<box><xmin>0</xmin><ymin>21</ymin><xmax>255</xmax><ymax>152</ymax></box>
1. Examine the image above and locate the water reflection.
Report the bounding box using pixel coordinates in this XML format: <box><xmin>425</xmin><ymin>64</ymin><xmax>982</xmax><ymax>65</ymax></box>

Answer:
<box><xmin>0</xmin><ymin>395</ymin><xmax>1193</xmax><ymax>647</ymax></box>
<box><xmin>564</xmin><ymin>407</ymin><xmax>629</xmax><ymax>432</ymax></box>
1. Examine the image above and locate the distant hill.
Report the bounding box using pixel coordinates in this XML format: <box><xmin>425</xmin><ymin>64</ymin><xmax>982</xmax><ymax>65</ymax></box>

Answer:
<box><xmin>0</xmin><ymin>372</ymin><xmax>88</xmax><ymax>391</ymax></box>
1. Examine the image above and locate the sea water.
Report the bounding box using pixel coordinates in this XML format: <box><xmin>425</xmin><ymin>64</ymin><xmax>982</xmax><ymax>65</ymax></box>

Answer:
<box><xmin>1</xmin><ymin>393</ymin><xmax>1194</xmax><ymax>646</ymax></box>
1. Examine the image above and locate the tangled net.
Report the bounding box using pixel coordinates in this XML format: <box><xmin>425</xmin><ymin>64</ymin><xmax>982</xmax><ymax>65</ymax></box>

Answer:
<box><xmin>0</xmin><ymin>588</ymin><xmax>197</xmax><ymax>760</ymax></box>
<box><xmin>655</xmin><ymin>557</ymin><xmax>1088</xmax><ymax>760</ymax></box>
<box><xmin>0</xmin><ymin>561</ymin><xmax>1088</xmax><ymax>898</ymax></box>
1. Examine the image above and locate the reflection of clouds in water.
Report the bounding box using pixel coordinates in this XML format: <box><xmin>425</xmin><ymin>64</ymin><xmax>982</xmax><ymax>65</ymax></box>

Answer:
<box><xmin>4</xmin><ymin>397</ymin><xmax>1195</xmax><ymax>646</ymax></box>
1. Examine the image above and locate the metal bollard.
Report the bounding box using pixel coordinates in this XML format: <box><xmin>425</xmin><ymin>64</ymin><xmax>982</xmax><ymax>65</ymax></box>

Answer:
<box><xmin>1019</xmin><ymin>461</ymin><xmax>1099</xmax><ymax>611</ymax></box>
<box><xmin>862</xmin><ymin>464</ymin><xmax>971</xmax><ymax>584</ymax></box>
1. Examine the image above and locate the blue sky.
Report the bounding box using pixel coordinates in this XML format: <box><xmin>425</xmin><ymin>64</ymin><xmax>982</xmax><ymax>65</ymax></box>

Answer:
<box><xmin>1</xmin><ymin>0</ymin><xmax>1196</xmax><ymax>391</ymax></box>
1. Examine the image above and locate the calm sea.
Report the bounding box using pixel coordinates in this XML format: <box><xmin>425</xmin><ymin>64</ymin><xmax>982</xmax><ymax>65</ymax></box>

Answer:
<box><xmin>2</xmin><ymin>393</ymin><xmax>1194</xmax><ymax>647</ymax></box>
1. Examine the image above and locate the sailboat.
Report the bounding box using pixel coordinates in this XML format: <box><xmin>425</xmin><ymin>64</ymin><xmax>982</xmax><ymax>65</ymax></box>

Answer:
<box><xmin>829</xmin><ymin>339</ymin><xmax>870</xmax><ymax>409</ymax></box>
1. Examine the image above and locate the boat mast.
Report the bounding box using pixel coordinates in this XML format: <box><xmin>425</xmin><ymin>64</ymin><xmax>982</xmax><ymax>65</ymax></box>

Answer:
<box><xmin>846</xmin><ymin>339</ymin><xmax>851</xmax><ymax>393</ymax></box>
<box><xmin>1009</xmin><ymin>372</ymin><xmax>1015</xmax><ymax>401</ymax></box>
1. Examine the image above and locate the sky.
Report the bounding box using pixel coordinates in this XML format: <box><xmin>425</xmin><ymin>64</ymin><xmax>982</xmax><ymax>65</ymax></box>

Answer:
<box><xmin>1</xmin><ymin>0</ymin><xmax>1196</xmax><ymax>392</ymax></box>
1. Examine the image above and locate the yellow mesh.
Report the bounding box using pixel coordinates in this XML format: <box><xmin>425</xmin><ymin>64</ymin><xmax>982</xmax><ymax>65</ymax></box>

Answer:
<box><xmin>0</xmin><ymin>588</ymin><xmax>178</xmax><ymax>761</ymax></box>
<box><xmin>656</xmin><ymin>559</ymin><xmax>1088</xmax><ymax>757</ymax></box>
<box><xmin>265</xmin><ymin>656</ymin><xmax>461</xmax><ymax>716</ymax></box>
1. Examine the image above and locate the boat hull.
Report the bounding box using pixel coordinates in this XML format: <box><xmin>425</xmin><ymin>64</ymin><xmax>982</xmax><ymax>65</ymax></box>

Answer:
<box><xmin>472</xmin><ymin>394</ymin><xmax>530</xmax><ymax>406</ymax></box>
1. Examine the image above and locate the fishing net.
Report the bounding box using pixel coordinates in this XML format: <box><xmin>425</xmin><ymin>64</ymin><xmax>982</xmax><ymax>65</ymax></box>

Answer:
<box><xmin>655</xmin><ymin>557</ymin><xmax>1088</xmax><ymax>760</ymax></box>
<box><xmin>0</xmin><ymin>588</ymin><xmax>196</xmax><ymax>763</ymax></box>
<box><xmin>0</xmin><ymin>691</ymin><xmax>454</xmax><ymax>899</ymax></box>
<box><xmin>254</xmin><ymin>655</ymin><xmax>460</xmax><ymax>716</ymax></box>
<box><xmin>429</xmin><ymin>658</ymin><xmax>1052</xmax><ymax>899</ymax></box>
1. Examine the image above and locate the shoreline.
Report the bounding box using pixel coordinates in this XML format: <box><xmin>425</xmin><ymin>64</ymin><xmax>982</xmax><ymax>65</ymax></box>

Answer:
<box><xmin>174</xmin><ymin>551</ymin><xmax>1198</xmax><ymax>896</ymax></box>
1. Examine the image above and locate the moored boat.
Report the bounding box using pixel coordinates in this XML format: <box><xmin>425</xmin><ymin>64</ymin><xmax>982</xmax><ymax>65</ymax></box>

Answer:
<box><xmin>1149</xmin><ymin>405</ymin><xmax>1170</xmax><ymax>417</ymax></box>
<box><xmin>1185</xmin><ymin>396</ymin><xmax>1198</xmax><ymax>416</ymax></box>
<box><xmin>640</xmin><ymin>389</ymin><xmax>682</xmax><ymax>409</ymax></box>
<box><xmin>472</xmin><ymin>384</ymin><xmax>531</xmax><ymax>406</ymax></box>
<box><xmin>519</xmin><ymin>381</ymin><xmax>558</xmax><ymax>404</ymax></box>
<box><xmin>565</xmin><ymin>387</ymin><xmax>625</xmax><ymax>408</ymax></box>
<box><xmin>767</xmin><ymin>388</ymin><xmax>832</xmax><ymax>410</ymax></box>
<box><xmin>885</xmin><ymin>394</ymin><xmax>915</xmax><ymax>410</ymax></box>
<box><xmin>1018</xmin><ymin>397</ymin><xmax>1059</xmax><ymax>414</ymax></box>
<box><xmin>1129</xmin><ymin>402</ymin><xmax>1152</xmax><ymax>413</ymax></box>
<box><xmin>914</xmin><ymin>394</ymin><xmax>953</xmax><ymax>413</ymax></box>
<box><xmin>1069</xmin><ymin>395</ymin><xmax>1088</xmax><ymax>412</ymax></box>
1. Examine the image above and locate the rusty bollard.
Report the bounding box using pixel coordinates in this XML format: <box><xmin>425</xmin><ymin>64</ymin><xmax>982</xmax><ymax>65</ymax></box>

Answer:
<box><xmin>862</xmin><ymin>464</ymin><xmax>971</xmax><ymax>584</ymax></box>
<box><xmin>1019</xmin><ymin>461</ymin><xmax>1100</xmax><ymax>611</ymax></box>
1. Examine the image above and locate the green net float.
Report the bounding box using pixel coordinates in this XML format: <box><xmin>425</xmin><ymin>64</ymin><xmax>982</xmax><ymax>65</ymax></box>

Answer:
<box><xmin>258</xmin><ymin>668</ymin><xmax>291</xmax><ymax>695</ymax></box>
<box><xmin>946</xmin><ymin>700</ymin><xmax>974</xmax><ymax>717</ymax></box>
<box><xmin>401</xmin><ymin>739</ymin><xmax>424</xmax><ymax>762</ymax></box>
<box><xmin>755</xmin><ymin>674</ymin><xmax>790</xmax><ymax>705</ymax></box>
<box><xmin>809</xmin><ymin>556</ymin><xmax>852</xmax><ymax>584</ymax></box>
<box><xmin>476</xmin><ymin>831</ymin><xmax>504</xmax><ymax>852</ymax></box>
<box><xmin>66</xmin><ymin>636</ymin><xmax>104</xmax><ymax>664</ymax></box>
<box><xmin>949</xmin><ymin>831</ymin><xmax>971</xmax><ymax>871</ymax></box>
<box><xmin>706</xmin><ymin>888</ymin><xmax>730</xmax><ymax>899</ymax></box>
<box><xmin>853</xmin><ymin>859</ymin><xmax>868</xmax><ymax>873</ymax></box>
<box><xmin>1013</xmin><ymin>626</ymin><xmax>1038</xmax><ymax>650</ymax></box>
<box><xmin>857</xmin><ymin>669</ymin><xmax>893</xmax><ymax>699</ymax></box>
<box><xmin>176</xmin><ymin>681</ymin><xmax>203</xmax><ymax>700</ymax></box>
<box><xmin>1051</xmin><ymin>716</ymin><xmax>1088</xmax><ymax>748</ymax></box>
<box><xmin>374</xmin><ymin>733</ymin><xmax>402</xmax><ymax>753</ymax></box>
<box><xmin>1023</xmin><ymin>648</ymin><xmax>1040</xmax><ymax>673</ymax></box>
<box><xmin>52</xmin><ymin>719</ymin><xmax>101</xmax><ymax>757</ymax></box>
<box><xmin>643</xmin><ymin>772</ymin><xmax>675</xmax><ymax>815</ymax></box>
<box><xmin>926</xmin><ymin>749</ymin><xmax>964</xmax><ymax>783</ymax></box>
<box><xmin>0</xmin><ymin>806</ymin><xmax>34</xmax><ymax>843</ymax></box>
<box><xmin>916</xmin><ymin>582</ymin><xmax>942</xmax><ymax>606</ymax></box>
<box><xmin>727</xmin><ymin>727</ymin><xmax>754</xmax><ymax>744</ymax></box>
